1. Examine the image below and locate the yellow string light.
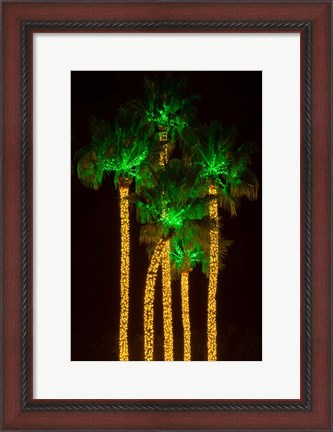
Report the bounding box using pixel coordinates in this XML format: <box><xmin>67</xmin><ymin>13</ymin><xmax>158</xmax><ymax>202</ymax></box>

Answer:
<box><xmin>158</xmin><ymin>130</ymin><xmax>169</xmax><ymax>167</ymax></box>
<box><xmin>161</xmin><ymin>239</ymin><xmax>174</xmax><ymax>361</ymax></box>
<box><xmin>158</xmin><ymin>131</ymin><xmax>174</xmax><ymax>360</ymax></box>
<box><xmin>119</xmin><ymin>184</ymin><xmax>130</xmax><ymax>361</ymax></box>
<box><xmin>208</xmin><ymin>184</ymin><xmax>219</xmax><ymax>361</ymax></box>
<box><xmin>181</xmin><ymin>271</ymin><xmax>191</xmax><ymax>361</ymax></box>
<box><xmin>144</xmin><ymin>240</ymin><xmax>165</xmax><ymax>361</ymax></box>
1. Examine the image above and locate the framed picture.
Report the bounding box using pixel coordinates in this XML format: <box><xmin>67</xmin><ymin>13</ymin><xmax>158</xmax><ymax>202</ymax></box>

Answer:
<box><xmin>2</xmin><ymin>1</ymin><xmax>331</xmax><ymax>430</ymax></box>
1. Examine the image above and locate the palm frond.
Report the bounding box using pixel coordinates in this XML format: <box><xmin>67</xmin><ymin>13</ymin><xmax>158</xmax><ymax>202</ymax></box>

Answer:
<box><xmin>76</xmin><ymin>145</ymin><xmax>109</xmax><ymax>190</ymax></box>
<box><xmin>192</xmin><ymin>120</ymin><xmax>259</xmax><ymax>214</ymax></box>
<box><xmin>90</xmin><ymin>117</ymin><xmax>112</xmax><ymax>147</ymax></box>
<box><xmin>139</xmin><ymin>222</ymin><xmax>164</xmax><ymax>246</ymax></box>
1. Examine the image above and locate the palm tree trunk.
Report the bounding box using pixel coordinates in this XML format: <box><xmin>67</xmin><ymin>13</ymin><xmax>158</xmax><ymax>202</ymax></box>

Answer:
<box><xmin>158</xmin><ymin>128</ymin><xmax>169</xmax><ymax>167</ymax></box>
<box><xmin>161</xmin><ymin>239</ymin><xmax>174</xmax><ymax>361</ymax></box>
<box><xmin>208</xmin><ymin>184</ymin><xmax>219</xmax><ymax>361</ymax></box>
<box><xmin>181</xmin><ymin>270</ymin><xmax>191</xmax><ymax>361</ymax></box>
<box><xmin>119</xmin><ymin>184</ymin><xmax>130</xmax><ymax>361</ymax></box>
<box><xmin>158</xmin><ymin>129</ymin><xmax>174</xmax><ymax>361</ymax></box>
<box><xmin>144</xmin><ymin>239</ymin><xmax>165</xmax><ymax>361</ymax></box>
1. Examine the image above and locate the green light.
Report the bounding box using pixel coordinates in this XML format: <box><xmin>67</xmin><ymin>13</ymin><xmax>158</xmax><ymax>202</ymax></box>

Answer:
<box><xmin>140</xmin><ymin>75</ymin><xmax>194</xmax><ymax>144</ymax></box>
<box><xmin>170</xmin><ymin>237</ymin><xmax>207</xmax><ymax>275</ymax></box>
<box><xmin>159</xmin><ymin>208</ymin><xmax>185</xmax><ymax>229</ymax></box>
<box><xmin>135</xmin><ymin>160</ymin><xmax>211</xmax><ymax>237</ymax></box>
<box><xmin>76</xmin><ymin>118</ymin><xmax>153</xmax><ymax>190</ymax></box>
<box><xmin>146</xmin><ymin>104</ymin><xmax>188</xmax><ymax>135</ymax></box>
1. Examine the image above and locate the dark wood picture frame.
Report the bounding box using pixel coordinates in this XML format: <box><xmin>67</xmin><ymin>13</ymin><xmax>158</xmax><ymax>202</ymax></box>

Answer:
<box><xmin>2</xmin><ymin>1</ymin><xmax>331</xmax><ymax>430</ymax></box>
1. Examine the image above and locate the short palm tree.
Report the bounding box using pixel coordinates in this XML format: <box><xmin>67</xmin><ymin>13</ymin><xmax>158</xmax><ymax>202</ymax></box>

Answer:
<box><xmin>170</xmin><ymin>223</ymin><xmax>231</xmax><ymax>361</ymax></box>
<box><xmin>76</xmin><ymin>117</ymin><xmax>152</xmax><ymax>361</ymax></box>
<box><xmin>170</xmin><ymin>235</ymin><xmax>209</xmax><ymax>361</ymax></box>
<box><xmin>130</xmin><ymin>159</ymin><xmax>211</xmax><ymax>361</ymax></box>
<box><xmin>192</xmin><ymin>121</ymin><xmax>258</xmax><ymax>361</ymax></box>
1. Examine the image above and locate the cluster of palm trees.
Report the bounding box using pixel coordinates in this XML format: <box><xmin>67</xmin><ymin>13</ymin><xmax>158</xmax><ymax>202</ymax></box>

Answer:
<box><xmin>75</xmin><ymin>74</ymin><xmax>258</xmax><ymax>361</ymax></box>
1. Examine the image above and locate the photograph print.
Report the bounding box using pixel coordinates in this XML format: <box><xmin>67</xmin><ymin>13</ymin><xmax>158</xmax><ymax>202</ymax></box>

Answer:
<box><xmin>71</xmin><ymin>71</ymin><xmax>262</xmax><ymax>361</ymax></box>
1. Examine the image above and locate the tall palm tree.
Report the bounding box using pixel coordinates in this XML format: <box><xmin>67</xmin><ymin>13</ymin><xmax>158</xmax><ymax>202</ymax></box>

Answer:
<box><xmin>76</xmin><ymin>118</ymin><xmax>152</xmax><ymax>361</ymax></box>
<box><xmin>124</xmin><ymin>75</ymin><xmax>198</xmax><ymax>360</ymax></box>
<box><xmin>142</xmin><ymin>77</ymin><xmax>198</xmax><ymax>360</ymax></box>
<box><xmin>192</xmin><ymin>121</ymin><xmax>258</xmax><ymax>361</ymax></box>
<box><xmin>130</xmin><ymin>159</ymin><xmax>211</xmax><ymax>361</ymax></box>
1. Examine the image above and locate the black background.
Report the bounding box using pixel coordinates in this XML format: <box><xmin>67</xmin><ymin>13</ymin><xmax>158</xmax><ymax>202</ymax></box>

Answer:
<box><xmin>71</xmin><ymin>71</ymin><xmax>262</xmax><ymax>361</ymax></box>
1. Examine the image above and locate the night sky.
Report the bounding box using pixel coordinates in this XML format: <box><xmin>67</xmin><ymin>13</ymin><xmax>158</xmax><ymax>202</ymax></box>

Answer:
<box><xmin>71</xmin><ymin>71</ymin><xmax>262</xmax><ymax>361</ymax></box>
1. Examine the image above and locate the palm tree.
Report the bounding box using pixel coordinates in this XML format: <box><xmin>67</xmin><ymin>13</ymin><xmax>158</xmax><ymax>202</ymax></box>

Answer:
<box><xmin>192</xmin><ymin>121</ymin><xmax>258</xmax><ymax>361</ymax></box>
<box><xmin>123</xmin><ymin>75</ymin><xmax>198</xmax><ymax>360</ymax></box>
<box><xmin>130</xmin><ymin>159</ymin><xmax>211</xmax><ymax>361</ymax></box>
<box><xmin>76</xmin><ymin>117</ymin><xmax>152</xmax><ymax>361</ymax></box>
<box><xmin>170</xmin><ymin>236</ymin><xmax>209</xmax><ymax>361</ymax></box>
<box><xmin>170</xmin><ymin>224</ymin><xmax>231</xmax><ymax>361</ymax></box>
